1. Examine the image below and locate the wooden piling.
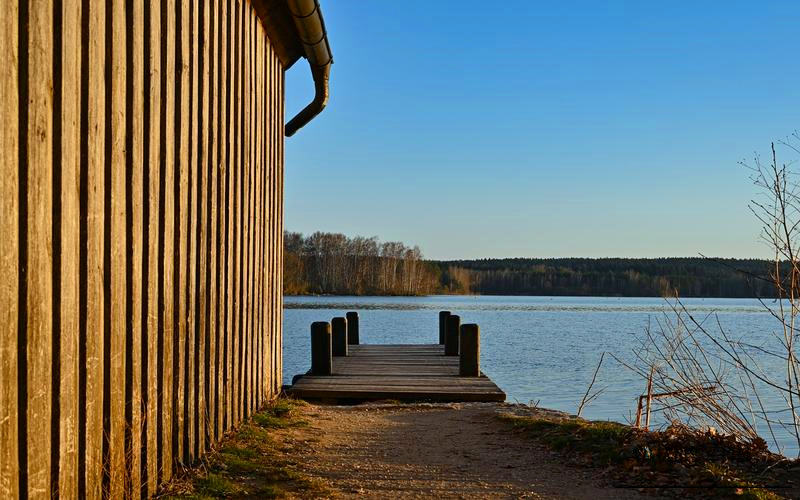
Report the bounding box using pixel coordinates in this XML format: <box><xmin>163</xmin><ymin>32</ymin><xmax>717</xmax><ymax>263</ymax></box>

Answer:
<box><xmin>438</xmin><ymin>311</ymin><xmax>450</xmax><ymax>344</ymax></box>
<box><xmin>331</xmin><ymin>317</ymin><xmax>347</xmax><ymax>357</ymax></box>
<box><xmin>310</xmin><ymin>322</ymin><xmax>332</xmax><ymax>375</ymax></box>
<box><xmin>445</xmin><ymin>314</ymin><xmax>460</xmax><ymax>356</ymax></box>
<box><xmin>346</xmin><ymin>311</ymin><xmax>359</xmax><ymax>345</ymax></box>
<box><xmin>459</xmin><ymin>324</ymin><xmax>480</xmax><ymax>376</ymax></box>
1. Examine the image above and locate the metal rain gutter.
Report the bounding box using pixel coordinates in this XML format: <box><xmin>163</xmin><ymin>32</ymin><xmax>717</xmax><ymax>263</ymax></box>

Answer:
<box><xmin>285</xmin><ymin>0</ymin><xmax>332</xmax><ymax>137</ymax></box>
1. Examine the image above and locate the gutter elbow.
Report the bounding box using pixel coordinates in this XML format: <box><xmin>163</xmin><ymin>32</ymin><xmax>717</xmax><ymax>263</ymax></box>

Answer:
<box><xmin>285</xmin><ymin>0</ymin><xmax>332</xmax><ymax>137</ymax></box>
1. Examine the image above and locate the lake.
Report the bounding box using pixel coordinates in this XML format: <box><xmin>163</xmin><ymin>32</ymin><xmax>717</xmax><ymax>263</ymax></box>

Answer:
<box><xmin>283</xmin><ymin>295</ymin><xmax>798</xmax><ymax>456</ymax></box>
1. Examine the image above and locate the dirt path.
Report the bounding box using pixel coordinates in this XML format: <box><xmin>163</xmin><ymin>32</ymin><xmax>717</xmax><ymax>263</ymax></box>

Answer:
<box><xmin>282</xmin><ymin>402</ymin><xmax>648</xmax><ymax>499</ymax></box>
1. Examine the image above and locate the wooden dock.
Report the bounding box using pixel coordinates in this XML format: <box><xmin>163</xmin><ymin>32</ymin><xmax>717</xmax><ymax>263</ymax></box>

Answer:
<box><xmin>287</xmin><ymin>344</ymin><xmax>507</xmax><ymax>402</ymax></box>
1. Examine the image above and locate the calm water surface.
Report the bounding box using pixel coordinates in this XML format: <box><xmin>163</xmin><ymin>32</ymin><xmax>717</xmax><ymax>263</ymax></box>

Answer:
<box><xmin>282</xmin><ymin>295</ymin><xmax>797</xmax><ymax>456</ymax></box>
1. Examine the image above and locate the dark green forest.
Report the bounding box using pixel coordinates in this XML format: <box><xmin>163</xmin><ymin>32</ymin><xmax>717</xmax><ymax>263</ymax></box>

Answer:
<box><xmin>435</xmin><ymin>257</ymin><xmax>777</xmax><ymax>298</ymax></box>
<box><xmin>283</xmin><ymin>232</ymin><xmax>777</xmax><ymax>298</ymax></box>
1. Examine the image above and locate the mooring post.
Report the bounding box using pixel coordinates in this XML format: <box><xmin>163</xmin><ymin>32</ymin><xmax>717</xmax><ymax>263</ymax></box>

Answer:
<box><xmin>346</xmin><ymin>311</ymin><xmax>360</xmax><ymax>345</ymax></box>
<box><xmin>445</xmin><ymin>314</ymin><xmax>460</xmax><ymax>356</ymax></box>
<box><xmin>439</xmin><ymin>311</ymin><xmax>451</xmax><ymax>345</ymax></box>
<box><xmin>331</xmin><ymin>316</ymin><xmax>348</xmax><ymax>357</ymax></box>
<box><xmin>459</xmin><ymin>324</ymin><xmax>480</xmax><ymax>376</ymax></box>
<box><xmin>310</xmin><ymin>321</ymin><xmax>332</xmax><ymax>375</ymax></box>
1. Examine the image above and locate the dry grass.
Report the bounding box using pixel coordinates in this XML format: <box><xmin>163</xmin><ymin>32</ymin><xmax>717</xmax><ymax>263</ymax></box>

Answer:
<box><xmin>157</xmin><ymin>398</ymin><xmax>330</xmax><ymax>499</ymax></box>
<box><xmin>500</xmin><ymin>412</ymin><xmax>797</xmax><ymax>498</ymax></box>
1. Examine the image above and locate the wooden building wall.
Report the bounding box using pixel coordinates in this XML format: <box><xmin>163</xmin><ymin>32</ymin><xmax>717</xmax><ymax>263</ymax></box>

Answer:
<box><xmin>0</xmin><ymin>0</ymin><xmax>286</xmax><ymax>497</ymax></box>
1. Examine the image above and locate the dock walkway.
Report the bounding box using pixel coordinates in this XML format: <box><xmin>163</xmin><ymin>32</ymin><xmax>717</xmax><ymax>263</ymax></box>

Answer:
<box><xmin>287</xmin><ymin>344</ymin><xmax>506</xmax><ymax>402</ymax></box>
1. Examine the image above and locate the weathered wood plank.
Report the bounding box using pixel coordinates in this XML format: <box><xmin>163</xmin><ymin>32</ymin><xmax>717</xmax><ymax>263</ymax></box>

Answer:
<box><xmin>252</xmin><ymin>8</ymin><xmax>261</xmax><ymax>411</ymax></box>
<box><xmin>145</xmin><ymin>0</ymin><xmax>162</xmax><ymax>491</ymax></box>
<box><xmin>242</xmin><ymin>4</ymin><xmax>253</xmax><ymax>419</ymax></box>
<box><xmin>265</xmin><ymin>23</ymin><xmax>272</xmax><ymax>404</ymax></box>
<box><xmin>0</xmin><ymin>0</ymin><xmax>19</xmax><ymax>494</ymax></box>
<box><xmin>26</xmin><ymin>0</ymin><xmax>55</xmax><ymax>495</ymax></box>
<box><xmin>109</xmin><ymin>0</ymin><xmax>128</xmax><ymax>493</ymax></box>
<box><xmin>231</xmin><ymin>0</ymin><xmax>242</xmax><ymax>428</ymax></box>
<box><xmin>274</xmin><ymin>45</ymin><xmax>283</xmax><ymax>397</ymax></box>
<box><xmin>58</xmin><ymin>0</ymin><xmax>81</xmax><ymax>496</ymax></box>
<box><xmin>214</xmin><ymin>0</ymin><xmax>226</xmax><ymax>439</ymax></box>
<box><xmin>0</xmin><ymin>0</ymin><xmax>19</xmax><ymax>493</ymax></box>
<box><xmin>84</xmin><ymin>0</ymin><xmax>107</xmax><ymax>495</ymax></box>
<box><xmin>223</xmin><ymin>0</ymin><xmax>235</xmax><ymax>432</ymax></box>
<box><xmin>127</xmin><ymin>0</ymin><xmax>145</xmax><ymax>493</ymax></box>
<box><xmin>196</xmin><ymin>0</ymin><xmax>210</xmax><ymax>456</ymax></box>
<box><xmin>252</xmin><ymin>21</ymin><xmax>262</xmax><ymax>409</ymax></box>
<box><xmin>204</xmin><ymin>0</ymin><xmax>217</xmax><ymax>445</ymax></box>
<box><xmin>186</xmin><ymin>0</ymin><xmax>200</xmax><ymax>465</ymax></box>
<box><xmin>175</xmin><ymin>0</ymin><xmax>190</xmax><ymax>466</ymax></box>
<box><xmin>291</xmin><ymin>389</ymin><xmax>506</xmax><ymax>403</ymax></box>
<box><xmin>160</xmin><ymin>0</ymin><xmax>176</xmax><ymax>481</ymax></box>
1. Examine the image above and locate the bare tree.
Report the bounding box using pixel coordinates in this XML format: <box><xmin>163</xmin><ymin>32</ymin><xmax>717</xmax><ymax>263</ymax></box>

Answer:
<box><xmin>619</xmin><ymin>134</ymin><xmax>800</xmax><ymax>455</ymax></box>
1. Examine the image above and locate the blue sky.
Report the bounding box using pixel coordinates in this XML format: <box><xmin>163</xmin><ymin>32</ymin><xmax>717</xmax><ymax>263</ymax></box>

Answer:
<box><xmin>283</xmin><ymin>1</ymin><xmax>799</xmax><ymax>260</ymax></box>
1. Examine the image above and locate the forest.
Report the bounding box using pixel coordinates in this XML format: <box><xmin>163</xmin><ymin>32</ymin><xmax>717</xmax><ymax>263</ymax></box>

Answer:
<box><xmin>283</xmin><ymin>231</ymin><xmax>442</xmax><ymax>295</ymax></box>
<box><xmin>436</xmin><ymin>257</ymin><xmax>778</xmax><ymax>298</ymax></box>
<box><xmin>283</xmin><ymin>232</ymin><xmax>777</xmax><ymax>298</ymax></box>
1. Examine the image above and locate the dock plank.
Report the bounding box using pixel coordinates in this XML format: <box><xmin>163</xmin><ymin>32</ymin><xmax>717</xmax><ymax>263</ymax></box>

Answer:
<box><xmin>287</xmin><ymin>344</ymin><xmax>506</xmax><ymax>403</ymax></box>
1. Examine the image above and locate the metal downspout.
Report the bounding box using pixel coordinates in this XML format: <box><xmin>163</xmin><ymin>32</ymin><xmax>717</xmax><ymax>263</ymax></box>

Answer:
<box><xmin>285</xmin><ymin>0</ymin><xmax>332</xmax><ymax>137</ymax></box>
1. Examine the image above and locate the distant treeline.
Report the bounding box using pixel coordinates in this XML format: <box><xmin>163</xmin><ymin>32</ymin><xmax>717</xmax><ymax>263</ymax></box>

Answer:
<box><xmin>283</xmin><ymin>232</ymin><xmax>778</xmax><ymax>298</ymax></box>
<box><xmin>436</xmin><ymin>258</ymin><xmax>778</xmax><ymax>298</ymax></box>
<box><xmin>283</xmin><ymin>231</ymin><xmax>441</xmax><ymax>295</ymax></box>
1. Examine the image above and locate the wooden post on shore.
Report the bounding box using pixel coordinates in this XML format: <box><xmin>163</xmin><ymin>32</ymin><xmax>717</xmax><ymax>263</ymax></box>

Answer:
<box><xmin>331</xmin><ymin>317</ymin><xmax>348</xmax><ymax>357</ymax></box>
<box><xmin>459</xmin><ymin>324</ymin><xmax>480</xmax><ymax>376</ymax></box>
<box><xmin>311</xmin><ymin>322</ymin><xmax>333</xmax><ymax>375</ymax></box>
<box><xmin>445</xmin><ymin>314</ymin><xmax>460</xmax><ymax>356</ymax></box>
<box><xmin>439</xmin><ymin>311</ymin><xmax>450</xmax><ymax>344</ymax></box>
<box><xmin>346</xmin><ymin>311</ymin><xmax>360</xmax><ymax>345</ymax></box>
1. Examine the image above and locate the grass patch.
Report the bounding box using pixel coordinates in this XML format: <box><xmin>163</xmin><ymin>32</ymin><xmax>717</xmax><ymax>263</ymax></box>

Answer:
<box><xmin>501</xmin><ymin>416</ymin><xmax>631</xmax><ymax>464</ymax></box>
<box><xmin>197</xmin><ymin>473</ymin><xmax>239</xmax><ymax>498</ymax></box>
<box><xmin>159</xmin><ymin>398</ymin><xmax>330</xmax><ymax>499</ymax></box>
<box><xmin>499</xmin><ymin>413</ymin><xmax>795</xmax><ymax>498</ymax></box>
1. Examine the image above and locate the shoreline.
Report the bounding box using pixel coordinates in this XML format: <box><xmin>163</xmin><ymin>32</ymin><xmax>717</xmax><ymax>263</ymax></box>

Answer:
<box><xmin>163</xmin><ymin>399</ymin><xmax>799</xmax><ymax>499</ymax></box>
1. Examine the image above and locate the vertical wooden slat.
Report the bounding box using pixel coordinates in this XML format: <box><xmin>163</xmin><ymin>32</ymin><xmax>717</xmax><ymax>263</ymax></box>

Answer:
<box><xmin>267</xmin><ymin>45</ymin><xmax>274</xmax><ymax>400</ymax></box>
<box><xmin>196</xmin><ymin>0</ymin><xmax>209</xmax><ymax>454</ymax></box>
<box><xmin>251</xmin><ymin>22</ymin><xmax>259</xmax><ymax>409</ymax></box>
<box><xmin>252</xmin><ymin>12</ymin><xmax>259</xmax><ymax>411</ymax></box>
<box><xmin>125</xmin><ymin>0</ymin><xmax>144</xmax><ymax>494</ymax></box>
<box><xmin>0</xmin><ymin>0</ymin><xmax>19</xmax><ymax>497</ymax></box>
<box><xmin>108</xmin><ymin>0</ymin><xmax>127</xmax><ymax>495</ymax></box>
<box><xmin>26</xmin><ymin>1</ymin><xmax>54</xmax><ymax>496</ymax></box>
<box><xmin>258</xmin><ymin>25</ymin><xmax>266</xmax><ymax>407</ymax></box>
<box><xmin>185</xmin><ymin>0</ymin><xmax>198</xmax><ymax>463</ymax></box>
<box><xmin>243</xmin><ymin>5</ymin><xmax>252</xmax><ymax>420</ymax></box>
<box><xmin>144</xmin><ymin>0</ymin><xmax>161</xmax><ymax>492</ymax></box>
<box><xmin>175</xmin><ymin>0</ymin><xmax>190</xmax><ymax>464</ymax></box>
<box><xmin>85</xmin><ymin>0</ymin><xmax>106</xmax><ymax>494</ymax></box>
<box><xmin>232</xmin><ymin>0</ymin><xmax>242</xmax><ymax>426</ymax></box>
<box><xmin>264</xmin><ymin>28</ymin><xmax>272</xmax><ymax>402</ymax></box>
<box><xmin>160</xmin><ymin>0</ymin><xmax>176</xmax><ymax>482</ymax></box>
<box><xmin>224</xmin><ymin>0</ymin><xmax>236</xmax><ymax>432</ymax></box>
<box><xmin>268</xmin><ymin>47</ymin><xmax>283</xmax><ymax>398</ymax></box>
<box><xmin>58</xmin><ymin>0</ymin><xmax>81</xmax><ymax>496</ymax></box>
<box><xmin>253</xmin><ymin>24</ymin><xmax>262</xmax><ymax>408</ymax></box>
<box><xmin>264</xmin><ymin>35</ymin><xmax>278</xmax><ymax>397</ymax></box>
<box><xmin>217</xmin><ymin>0</ymin><xmax>229</xmax><ymax>434</ymax></box>
<box><xmin>243</xmin><ymin>7</ymin><xmax>251</xmax><ymax>418</ymax></box>
<box><xmin>277</xmin><ymin>54</ymin><xmax>285</xmax><ymax>396</ymax></box>
<box><xmin>214</xmin><ymin>0</ymin><xmax>225</xmax><ymax>437</ymax></box>
<box><xmin>206</xmin><ymin>0</ymin><xmax>219</xmax><ymax>444</ymax></box>
<box><xmin>269</xmin><ymin>36</ymin><xmax>276</xmax><ymax>400</ymax></box>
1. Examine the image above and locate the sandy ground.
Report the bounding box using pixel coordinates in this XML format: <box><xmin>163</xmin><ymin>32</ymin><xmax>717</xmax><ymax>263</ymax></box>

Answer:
<box><xmin>281</xmin><ymin>402</ymin><xmax>649</xmax><ymax>499</ymax></box>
